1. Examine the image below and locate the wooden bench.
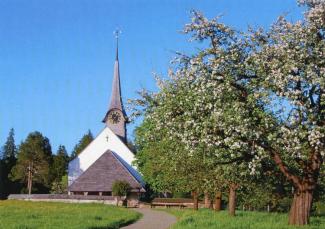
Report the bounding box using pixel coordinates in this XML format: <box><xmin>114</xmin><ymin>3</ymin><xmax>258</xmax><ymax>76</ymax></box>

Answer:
<box><xmin>151</xmin><ymin>202</ymin><xmax>186</xmax><ymax>209</ymax></box>
<box><xmin>150</xmin><ymin>198</ymin><xmax>193</xmax><ymax>209</ymax></box>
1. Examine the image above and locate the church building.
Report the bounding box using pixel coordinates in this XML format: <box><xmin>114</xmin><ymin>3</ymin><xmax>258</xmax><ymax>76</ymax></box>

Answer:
<box><xmin>68</xmin><ymin>37</ymin><xmax>145</xmax><ymax>203</ymax></box>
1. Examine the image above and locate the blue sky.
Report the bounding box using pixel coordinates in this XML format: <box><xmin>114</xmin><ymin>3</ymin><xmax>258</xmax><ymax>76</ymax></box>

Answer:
<box><xmin>0</xmin><ymin>0</ymin><xmax>303</xmax><ymax>154</ymax></box>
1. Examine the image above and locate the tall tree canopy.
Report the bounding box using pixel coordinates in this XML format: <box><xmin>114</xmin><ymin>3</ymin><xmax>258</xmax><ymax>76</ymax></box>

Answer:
<box><xmin>133</xmin><ymin>0</ymin><xmax>324</xmax><ymax>225</ymax></box>
<box><xmin>11</xmin><ymin>131</ymin><xmax>52</xmax><ymax>193</ymax></box>
<box><xmin>70</xmin><ymin>130</ymin><xmax>94</xmax><ymax>159</ymax></box>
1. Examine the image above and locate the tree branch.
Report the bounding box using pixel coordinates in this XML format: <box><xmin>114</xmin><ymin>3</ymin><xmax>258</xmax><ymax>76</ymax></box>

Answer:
<box><xmin>258</xmin><ymin>142</ymin><xmax>302</xmax><ymax>189</ymax></box>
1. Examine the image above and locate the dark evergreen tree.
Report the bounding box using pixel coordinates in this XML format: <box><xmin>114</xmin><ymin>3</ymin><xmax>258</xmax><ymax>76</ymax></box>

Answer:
<box><xmin>11</xmin><ymin>131</ymin><xmax>52</xmax><ymax>194</ymax></box>
<box><xmin>50</xmin><ymin>145</ymin><xmax>69</xmax><ymax>194</ymax></box>
<box><xmin>70</xmin><ymin>130</ymin><xmax>93</xmax><ymax>159</ymax></box>
<box><xmin>126</xmin><ymin>140</ymin><xmax>137</xmax><ymax>154</ymax></box>
<box><xmin>2</xmin><ymin>128</ymin><xmax>17</xmax><ymax>160</ymax></box>
<box><xmin>50</xmin><ymin>145</ymin><xmax>69</xmax><ymax>182</ymax></box>
<box><xmin>1</xmin><ymin>129</ymin><xmax>17</xmax><ymax>197</ymax></box>
<box><xmin>0</xmin><ymin>159</ymin><xmax>5</xmax><ymax>198</ymax></box>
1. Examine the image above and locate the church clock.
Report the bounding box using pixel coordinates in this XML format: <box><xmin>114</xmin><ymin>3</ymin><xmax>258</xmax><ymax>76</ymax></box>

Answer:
<box><xmin>108</xmin><ymin>111</ymin><xmax>122</xmax><ymax>124</ymax></box>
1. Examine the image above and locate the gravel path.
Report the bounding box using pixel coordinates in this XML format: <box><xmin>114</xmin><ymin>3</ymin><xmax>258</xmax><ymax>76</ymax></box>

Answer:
<box><xmin>121</xmin><ymin>208</ymin><xmax>177</xmax><ymax>229</ymax></box>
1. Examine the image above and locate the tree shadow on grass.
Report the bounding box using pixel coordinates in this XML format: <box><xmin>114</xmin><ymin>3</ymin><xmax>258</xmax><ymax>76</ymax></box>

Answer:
<box><xmin>87</xmin><ymin>218</ymin><xmax>140</xmax><ymax>229</ymax></box>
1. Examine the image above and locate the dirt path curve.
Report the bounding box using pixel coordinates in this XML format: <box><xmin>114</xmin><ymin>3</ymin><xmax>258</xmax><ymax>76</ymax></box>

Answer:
<box><xmin>121</xmin><ymin>208</ymin><xmax>177</xmax><ymax>229</ymax></box>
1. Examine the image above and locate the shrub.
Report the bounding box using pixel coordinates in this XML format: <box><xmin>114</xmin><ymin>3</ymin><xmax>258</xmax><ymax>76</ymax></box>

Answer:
<box><xmin>112</xmin><ymin>180</ymin><xmax>131</xmax><ymax>206</ymax></box>
<box><xmin>112</xmin><ymin>180</ymin><xmax>131</xmax><ymax>197</ymax></box>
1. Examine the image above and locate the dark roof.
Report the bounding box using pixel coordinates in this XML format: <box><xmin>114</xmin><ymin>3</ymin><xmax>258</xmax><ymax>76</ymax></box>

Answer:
<box><xmin>69</xmin><ymin>151</ymin><xmax>144</xmax><ymax>192</ymax></box>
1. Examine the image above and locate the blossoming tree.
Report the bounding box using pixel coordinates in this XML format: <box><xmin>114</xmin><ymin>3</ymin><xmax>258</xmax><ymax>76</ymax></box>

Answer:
<box><xmin>133</xmin><ymin>0</ymin><xmax>324</xmax><ymax>225</ymax></box>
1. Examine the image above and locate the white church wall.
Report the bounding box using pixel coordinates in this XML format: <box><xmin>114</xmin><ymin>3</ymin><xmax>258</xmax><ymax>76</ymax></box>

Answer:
<box><xmin>68</xmin><ymin>127</ymin><xmax>140</xmax><ymax>186</ymax></box>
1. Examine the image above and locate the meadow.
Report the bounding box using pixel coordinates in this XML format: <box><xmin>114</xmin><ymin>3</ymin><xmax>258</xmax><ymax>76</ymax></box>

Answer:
<box><xmin>166</xmin><ymin>209</ymin><xmax>325</xmax><ymax>229</ymax></box>
<box><xmin>0</xmin><ymin>200</ymin><xmax>141</xmax><ymax>229</ymax></box>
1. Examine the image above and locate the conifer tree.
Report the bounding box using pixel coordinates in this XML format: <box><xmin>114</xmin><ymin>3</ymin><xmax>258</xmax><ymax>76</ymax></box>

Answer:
<box><xmin>0</xmin><ymin>159</ymin><xmax>5</xmax><ymax>198</ymax></box>
<box><xmin>2</xmin><ymin>128</ymin><xmax>17</xmax><ymax>160</ymax></box>
<box><xmin>70</xmin><ymin>130</ymin><xmax>94</xmax><ymax>159</ymax></box>
<box><xmin>0</xmin><ymin>128</ymin><xmax>17</xmax><ymax>197</ymax></box>
<box><xmin>50</xmin><ymin>145</ymin><xmax>69</xmax><ymax>183</ymax></box>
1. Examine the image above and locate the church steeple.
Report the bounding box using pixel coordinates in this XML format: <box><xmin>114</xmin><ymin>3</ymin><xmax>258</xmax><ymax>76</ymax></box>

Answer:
<box><xmin>103</xmin><ymin>30</ymin><xmax>127</xmax><ymax>143</ymax></box>
<box><xmin>108</xmin><ymin>36</ymin><xmax>123</xmax><ymax>112</ymax></box>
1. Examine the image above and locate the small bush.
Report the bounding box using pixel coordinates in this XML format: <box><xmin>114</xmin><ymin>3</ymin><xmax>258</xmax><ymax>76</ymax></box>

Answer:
<box><xmin>112</xmin><ymin>180</ymin><xmax>131</xmax><ymax>197</ymax></box>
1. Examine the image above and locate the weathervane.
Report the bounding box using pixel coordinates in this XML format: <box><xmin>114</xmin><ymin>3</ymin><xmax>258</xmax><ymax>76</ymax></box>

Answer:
<box><xmin>113</xmin><ymin>29</ymin><xmax>122</xmax><ymax>41</ymax></box>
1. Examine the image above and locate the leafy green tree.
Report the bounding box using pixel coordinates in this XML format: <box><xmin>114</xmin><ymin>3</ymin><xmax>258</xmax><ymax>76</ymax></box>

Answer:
<box><xmin>70</xmin><ymin>130</ymin><xmax>93</xmax><ymax>159</ymax></box>
<box><xmin>11</xmin><ymin>131</ymin><xmax>52</xmax><ymax>193</ymax></box>
<box><xmin>237</xmin><ymin>165</ymin><xmax>293</xmax><ymax>213</ymax></box>
<box><xmin>134</xmin><ymin>101</ymin><xmax>225</xmax><ymax>211</ymax></box>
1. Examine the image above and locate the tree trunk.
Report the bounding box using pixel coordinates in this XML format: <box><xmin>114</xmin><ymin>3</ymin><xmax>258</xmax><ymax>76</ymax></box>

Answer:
<box><xmin>228</xmin><ymin>184</ymin><xmax>237</xmax><ymax>216</ymax></box>
<box><xmin>27</xmin><ymin>163</ymin><xmax>31</xmax><ymax>195</ymax></box>
<box><xmin>264</xmin><ymin>148</ymin><xmax>321</xmax><ymax>225</ymax></box>
<box><xmin>288</xmin><ymin>189</ymin><xmax>313</xmax><ymax>225</ymax></box>
<box><xmin>192</xmin><ymin>191</ymin><xmax>199</xmax><ymax>211</ymax></box>
<box><xmin>27</xmin><ymin>179</ymin><xmax>31</xmax><ymax>195</ymax></box>
<box><xmin>115</xmin><ymin>196</ymin><xmax>120</xmax><ymax>206</ymax></box>
<box><xmin>204</xmin><ymin>191</ymin><xmax>212</xmax><ymax>209</ymax></box>
<box><xmin>27</xmin><ymin>169</ymin><xmax>32</xmax><ymax>195</ymax></box>
<box><xmin>214</xmin><ymin>191</ymin><xmax>222</xmax><ymax>211</ymax></box>
<box><xmin>209</xmin><ymin>200</ymin><xmax>213</xmax><ymax>209</ymax></box>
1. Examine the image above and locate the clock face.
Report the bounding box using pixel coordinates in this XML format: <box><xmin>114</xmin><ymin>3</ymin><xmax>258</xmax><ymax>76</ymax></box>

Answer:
<box><xmin>108</xmin><ymin>111</ymin><xmax>122</xmax><ymax>124</ymax></box>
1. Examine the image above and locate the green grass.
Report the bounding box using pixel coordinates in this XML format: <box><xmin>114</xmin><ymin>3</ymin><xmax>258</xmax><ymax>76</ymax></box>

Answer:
<box><xmin>0</xmin><ymin>200</ymin><xmax>141</xmax><ymax>229</ymax></box>
<box><xmin>164</xmin><ymin>209</ymin><xmax>325</xmax><ymax>229</ymax></box>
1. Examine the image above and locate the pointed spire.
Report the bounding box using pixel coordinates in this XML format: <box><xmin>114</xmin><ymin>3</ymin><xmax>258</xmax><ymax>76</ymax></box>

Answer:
<box><xmin>103</xmin><ymin>30</ymin><xmax>127</xmax><ymax>123</ymax></box>
<box><xmin>102</xmin><ymin>30</ymin><xmax>128</xmax><ymax>142</ymax></box>
<box><xmin>109</xmin><ymin>31</ymin><xmax>123</xmax><ymax>112</ymax></box>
